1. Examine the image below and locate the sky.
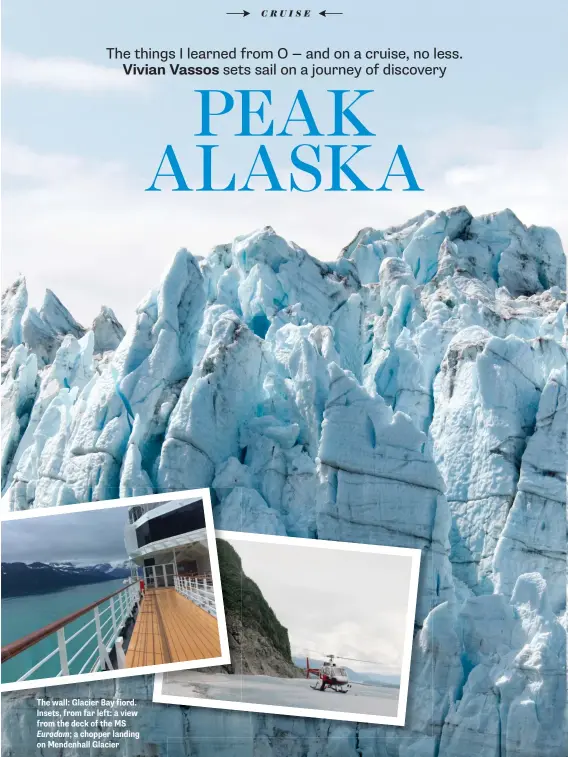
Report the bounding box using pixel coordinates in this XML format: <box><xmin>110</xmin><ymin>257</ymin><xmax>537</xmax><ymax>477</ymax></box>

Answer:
<box><xmin>1</xmin><ymin>507</ymin><xmax>130</xmax><ymax>564</ymax></box>
<box><xmin>2</xmin><ymin>0</ymin><xmax>567</xmax><ymax>328</ymax></box>
<box><xmin>228</xmin><ymin>537</ymin><xmax>415</xmax><ymax>678</ymax></box>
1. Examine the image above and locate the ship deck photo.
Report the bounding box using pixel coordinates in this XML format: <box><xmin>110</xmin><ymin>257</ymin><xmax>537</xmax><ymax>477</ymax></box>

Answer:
<box><xmin>1</xmin><ymin>492</ymin><xmax>228</xmax><ymax>689</ymax></box>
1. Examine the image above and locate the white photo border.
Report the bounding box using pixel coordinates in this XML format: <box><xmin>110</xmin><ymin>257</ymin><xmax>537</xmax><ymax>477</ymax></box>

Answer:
<box><xmin>153</xmin><ymin>529</ymin><xmax>421</xmax><ymax>727</ymax></box>
<box><xmin>0</xmin><ymin>488</ymin><xmax>231</xmax><ymax>692</ymax></box>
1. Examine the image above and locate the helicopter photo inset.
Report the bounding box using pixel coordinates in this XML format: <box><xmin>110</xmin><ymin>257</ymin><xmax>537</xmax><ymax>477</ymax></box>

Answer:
<box><xmin>155</xmin><ymin>531</ymin><xmax>421</xmax><ymax>726</ymax></box>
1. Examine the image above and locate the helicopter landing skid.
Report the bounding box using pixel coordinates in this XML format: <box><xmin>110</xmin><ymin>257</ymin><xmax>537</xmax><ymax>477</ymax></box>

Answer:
<box><xmin>310</xmin><ymin>684</ymin><xmax>348</xmax><ymax>693</ymax></box>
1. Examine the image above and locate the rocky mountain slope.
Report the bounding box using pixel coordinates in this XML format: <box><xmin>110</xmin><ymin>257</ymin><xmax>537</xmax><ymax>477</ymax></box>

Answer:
<box><xmin>1</xmin><ymin>207</ymin><xmax>566</xmax><ymax>756</ymax></box>
<box><xmin>1</xmin><ymin>561</ymin><xmax>130</xmax><ymax>597</ymax></box>
<box><xmin>213</xmin><ymin>539</ymin><xmax>301</xmax><ymax>677</ymax></box>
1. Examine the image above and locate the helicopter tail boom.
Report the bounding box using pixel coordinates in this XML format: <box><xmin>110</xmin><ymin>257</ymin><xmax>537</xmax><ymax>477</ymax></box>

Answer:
<box><xmin>305</xmin><ymin>657</ymin><xmax>321</xmax><ymax>679</ymax></box>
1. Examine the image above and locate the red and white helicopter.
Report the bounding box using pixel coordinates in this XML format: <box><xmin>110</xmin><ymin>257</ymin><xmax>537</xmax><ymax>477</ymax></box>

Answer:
<box><xmin>305</xmin><ymin>654</ymin><xmax>351</xmax><ymax>693</ymax></box>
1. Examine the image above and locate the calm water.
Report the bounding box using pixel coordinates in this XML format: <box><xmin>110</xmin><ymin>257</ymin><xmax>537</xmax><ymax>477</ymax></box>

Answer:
<box><xmin>1</xmin><ymin>579</ymin><xmax>126</xmax><ymax>684</ymax></box>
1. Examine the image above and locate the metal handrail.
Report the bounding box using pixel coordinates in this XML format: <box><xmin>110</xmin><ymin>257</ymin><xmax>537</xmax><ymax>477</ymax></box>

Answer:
<box><xmin>1</xmin><ymin>581</ymin><xmax>140</xmax><ymax>681</ymax></box>
<box><xmin>178</xmin><ymin>572</ymin><xmax>213</xmax><ymax>580</ymax></box>
<box><xmin>1</xmin><ymin>582</ymin><xmax>137</xmax><ymax>662</ymax></box>
<box><xmin>174</xmin><ymin>575</ymin><xmax>216</xmax><ymax>617</ymax></box>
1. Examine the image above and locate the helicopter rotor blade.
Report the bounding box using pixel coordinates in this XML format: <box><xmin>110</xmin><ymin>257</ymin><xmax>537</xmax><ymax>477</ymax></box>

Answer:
<box><xmin>304</xmin><ymin>650</ymin><xmax>381</xmax><ymax>666</ymax></box>
<box><xmin>334</xmin><ymin>655</ymin><xmax>381</xmax><ymax>665</ymax></box>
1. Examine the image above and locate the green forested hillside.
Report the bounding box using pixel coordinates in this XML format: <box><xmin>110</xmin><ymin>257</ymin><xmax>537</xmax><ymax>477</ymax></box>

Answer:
<box><xmin>216</xmin><ymin>539</ymin><xmax>293</xmax><ymax>664</ymax></box>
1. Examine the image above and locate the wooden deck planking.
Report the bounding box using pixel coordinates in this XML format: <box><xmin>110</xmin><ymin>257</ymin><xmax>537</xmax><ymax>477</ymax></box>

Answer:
<box><xmin>125</xmin><ymin>588</ymin><xmax>220</xmax><ymax>668</ymax></box>
<box><xmin>125</xmin><ymin>591</ymin><xmax>166</xmax><ymax>668</ymax></box>
<box><xmin>158</xmin><ymin>589</ymin><xmax>220</xmax><ymax>661</ymax></box>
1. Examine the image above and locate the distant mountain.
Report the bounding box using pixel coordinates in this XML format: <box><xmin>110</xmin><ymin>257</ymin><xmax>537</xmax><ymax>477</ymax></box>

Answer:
<box><xmin>294</xmin><ymin>656</ymin><xmax>400</xmax><ymax>688</ymax></box>
<box><xmin>1</xmin><ymin>561</ymin><xmax>131</xmax><ymax>597</ymax></box>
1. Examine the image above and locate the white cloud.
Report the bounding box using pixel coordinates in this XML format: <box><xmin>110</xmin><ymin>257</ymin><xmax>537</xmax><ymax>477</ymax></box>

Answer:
<box><xmin>3</xmin><ymin>142</ymin><xmax>115</xmax><ymax>180</ymax></box>
<box><xmin>2</xmin><ymin>51</ymin><xmax>147</xmax><ymax>92</ymax></box>
<box><xmin>2</xmin><ymin>127</ymin><xmax>566</xmax><ymax>331</ymax></box>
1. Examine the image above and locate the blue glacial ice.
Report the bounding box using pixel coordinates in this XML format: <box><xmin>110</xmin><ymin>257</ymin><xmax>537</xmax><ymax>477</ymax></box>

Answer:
<box><xmin>1</xmin><ymin>207</ymin><xmax>566</xmax><ymax>756</ymax></box>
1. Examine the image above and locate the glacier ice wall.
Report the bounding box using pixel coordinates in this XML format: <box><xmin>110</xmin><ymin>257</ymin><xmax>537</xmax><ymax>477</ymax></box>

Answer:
<box><xmin>1</xmin><ymin>207</ymin><xmax>566</xmax><ymax>756</ymax></box>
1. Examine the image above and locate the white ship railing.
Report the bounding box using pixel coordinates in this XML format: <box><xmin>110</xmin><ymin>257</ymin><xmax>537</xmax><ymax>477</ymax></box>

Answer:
<box><xmin>174</xmin><ymin>574</ymin><xmax>217</xmax><ymax>617</ymax></box>
<box><xmin>1</xmin><ymin>582</ymin><xmax>141</xmax><ymax>682</ymax></box>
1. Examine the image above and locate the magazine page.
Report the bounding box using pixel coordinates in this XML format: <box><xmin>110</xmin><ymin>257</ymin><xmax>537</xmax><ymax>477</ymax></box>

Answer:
<box><xmin>1</xmin><ymin>1</ymin><xmax>566</xmax><ymax>756</ymax></box>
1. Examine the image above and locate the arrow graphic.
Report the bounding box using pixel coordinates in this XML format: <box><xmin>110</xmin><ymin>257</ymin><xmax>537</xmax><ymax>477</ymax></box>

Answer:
<box><xmin>319</xmin><ymin>10</ymin><xmax>344</xmax><ymax>16</ymax></box>
<box><xmin>226</xmin><ymin>10</ymin><xmax>250</xmax><ymax>16</ymax></box>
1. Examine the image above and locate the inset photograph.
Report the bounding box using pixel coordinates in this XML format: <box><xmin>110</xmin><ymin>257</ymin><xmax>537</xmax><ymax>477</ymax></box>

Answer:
<box><xmin>154</xmin><ymin>531</ymin><xmax>420</xmax><ymax>726</ymax></box>
<box><xmin>1</xmin><ymin>489</ymin><xmax>229</xmax><ymax>691</ymax></box>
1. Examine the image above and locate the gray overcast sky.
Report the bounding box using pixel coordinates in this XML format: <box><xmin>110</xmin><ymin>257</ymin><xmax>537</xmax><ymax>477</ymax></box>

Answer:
<box><xmin>1</xmin><ymin>507</ymin><xmax>130</xmax><ymax>565</ymax></box>
<box><xmin>228</xmin><ymin>537</ymin><xmax>415</xmax><ymax>678</ymax></box>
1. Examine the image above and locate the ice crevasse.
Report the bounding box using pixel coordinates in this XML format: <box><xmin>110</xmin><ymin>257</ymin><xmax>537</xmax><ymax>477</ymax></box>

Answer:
<box><xmin>1</xmin><ymin>206</ymin><xmax>566</xmax><ymax>756</ymax></box>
